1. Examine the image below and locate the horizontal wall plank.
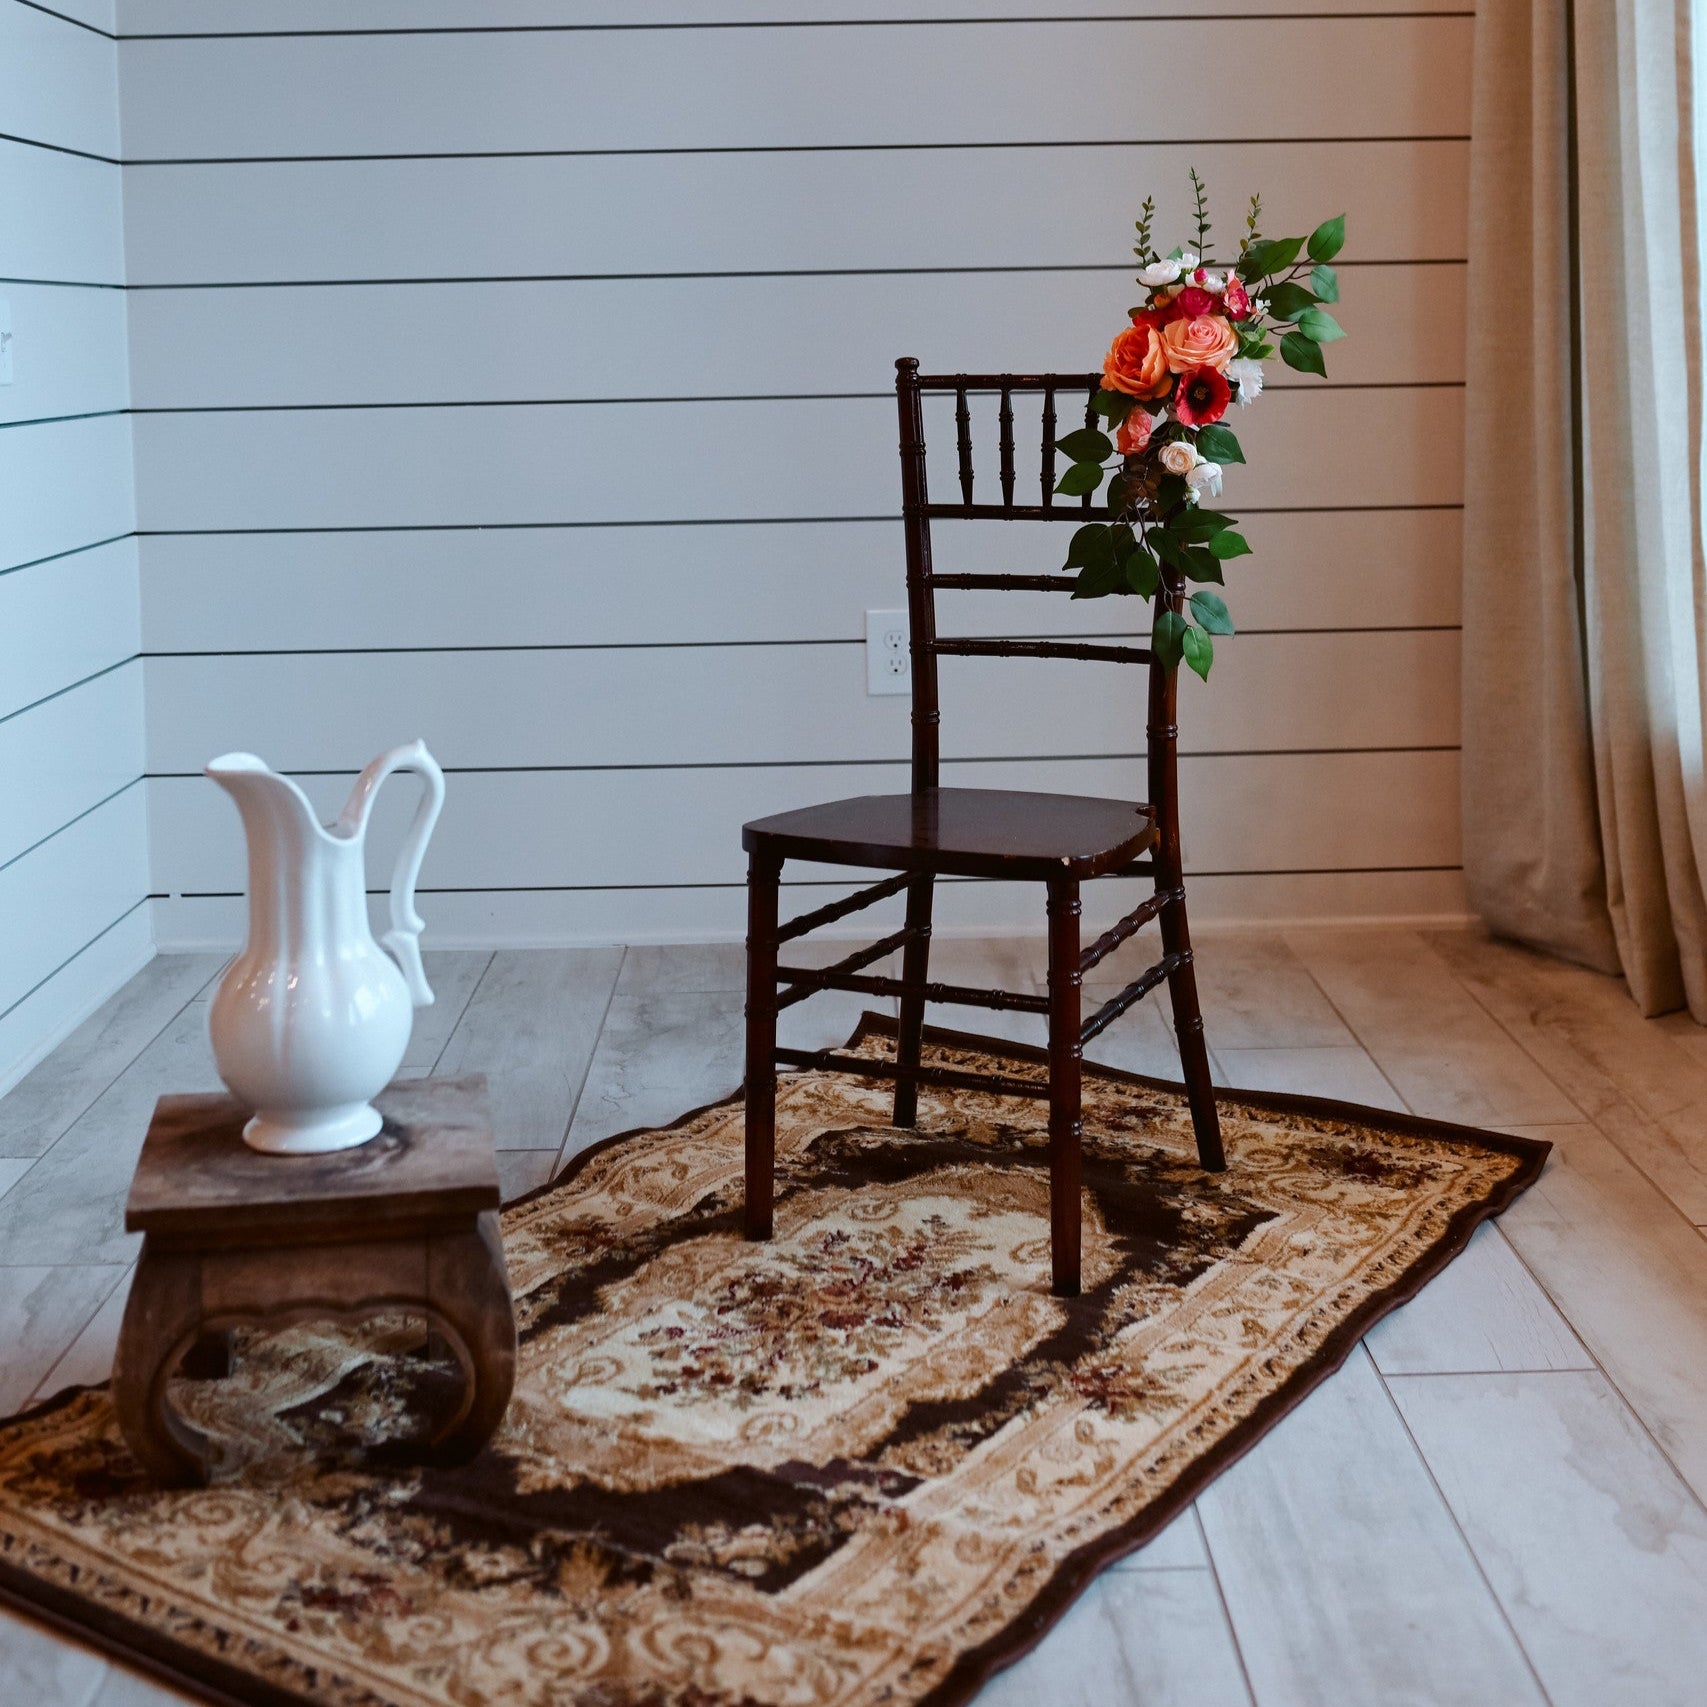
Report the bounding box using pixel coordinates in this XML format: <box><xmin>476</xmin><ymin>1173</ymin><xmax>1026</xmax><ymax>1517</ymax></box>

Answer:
<box><xmin>0</xmin><ymin>537</ymin><xmax>139</xmax><ymax>718</ymax></box>
<box><xmin>42</xmin><ymin>0</ymin><xmax>115</xmax><ymax>32</ymax></box>
<box><xmin>125</xmin><ymin>263</ymin><xmax>1463</xmax><ymax>406</ymax></box>
<box><xmin>0</xmin><ymin>137</ymin><xmax>123</xmax><ymax>282</ymax></box>
<box><xmin>120</xmin><ymin>140</ymin><xmax>1468</xmax><ymax>284</ymax></box>
<box><xmin>0</xmin><ymin>0</ymin><xmax>119</xmax><ymax>159</ymax></box>
<box><xmin>116</xmin><ymin>0</ymin><xmax>1474</xmax><ymax>34</ymax></box>
<box><xmin>146</xmin><ymin>748</ymin><xmax>1461</xmax><ymax>894</ymax></box>
<box><xmin>150</xmin><ymin>870</ymin><xmax>1473</xmax><ymax>952</ymax></box>
<box><xmin>0</xmin><ymin>281</ymin><xmax>129</xmax><ymax>423</ymax></box>
<box><xmin>0</xmin><ymin>664</ymin><xmax>142</xmax><ymax>868</ymax></box>
<box><xmin>0</xmin><ymin>907</ymin><xmax>151</xmax><ymax>1100</ymax></box>
<box><xmin>137</xmin><ymin>511</ymin><xmax>1462</xmax><ymax>651</ymax></box>
<box><xmin>119</xmin><ymin>17</ymin><xmax>1468</xmax><ymax>158</ymax></box>
<box><xmin>0</xmin><ymin>414</ymin><xmax>135</xmax><ymax>568</ymax></box>
<box><xmin>131</xmin><ymin>388</ymin><xmax>1462</xmax><ymax>530</ymax></box>
<box><xmin>142</xmin><ymin>629</ymin><xmax>1460</xmax><ymax>771</ymax></box>
<box><xmin>0</xmin><ymin>788</ymin><xmax>148</xmax><ymax>1020</ymax></box>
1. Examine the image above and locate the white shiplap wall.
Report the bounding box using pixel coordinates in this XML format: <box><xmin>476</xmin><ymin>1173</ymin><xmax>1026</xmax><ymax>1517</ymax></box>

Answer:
<box><xmin>115</xmin><ymin>0</ymin><xmax>1472</xmax><ymax>947</ymax></box>
<box><xmin>0</xmin><ymin>0</ymin><xmax>149</xmax><ymax>1092</ymax></box>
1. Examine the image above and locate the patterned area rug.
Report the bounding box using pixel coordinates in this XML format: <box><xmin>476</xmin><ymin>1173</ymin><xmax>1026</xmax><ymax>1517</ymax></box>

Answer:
<box><xmin>0</xmin><ymin>1016</ymin><xmax>1548</xmax><ymax>1707</ymax></box>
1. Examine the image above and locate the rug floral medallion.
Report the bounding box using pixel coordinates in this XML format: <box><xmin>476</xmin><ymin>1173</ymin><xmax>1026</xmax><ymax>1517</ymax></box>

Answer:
<box><xmin>0</xmin><ymin>1017</ymin><xmax>1548</xmax><ymax>1707</ymax></box>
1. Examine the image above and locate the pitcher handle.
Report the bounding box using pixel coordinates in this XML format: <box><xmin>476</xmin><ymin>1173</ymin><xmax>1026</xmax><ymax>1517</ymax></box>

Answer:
<box><xmin>340</xmin><ymin>740</ymin><xmax>446</xmax><ymax>1007</ymax></box>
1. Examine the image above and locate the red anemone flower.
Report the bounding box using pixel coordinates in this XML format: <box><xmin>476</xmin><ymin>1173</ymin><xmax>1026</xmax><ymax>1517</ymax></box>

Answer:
<box><xmin>1174</xmin><ymin>364</ymin><xmax>1231</xmax><ymax>428</ymax></box>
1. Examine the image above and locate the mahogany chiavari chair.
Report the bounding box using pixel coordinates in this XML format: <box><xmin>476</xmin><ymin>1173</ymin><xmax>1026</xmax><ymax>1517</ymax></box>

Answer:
<box><xmin>740</xmin><ymin>357</ymin><xmax>1224</xmax><ymax>1297</ymax></box>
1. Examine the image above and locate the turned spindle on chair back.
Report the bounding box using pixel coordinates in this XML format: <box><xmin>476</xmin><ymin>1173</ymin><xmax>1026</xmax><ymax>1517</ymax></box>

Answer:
<box><xmin>894</xmin><ymin>357</ymin><xmax>1185</xmax><ymax>890</ymax></box>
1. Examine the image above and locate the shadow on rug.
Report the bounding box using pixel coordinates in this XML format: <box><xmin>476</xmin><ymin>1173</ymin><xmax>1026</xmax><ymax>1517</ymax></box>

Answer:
<box><xmin>0</xmin><ymin>1015</ymin><xmax>1549</xmax><ymax>1707</ymax></box>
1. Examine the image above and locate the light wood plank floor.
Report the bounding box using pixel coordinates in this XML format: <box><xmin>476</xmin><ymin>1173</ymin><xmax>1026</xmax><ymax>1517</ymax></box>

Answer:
<box><xmin>3</xmin><ymin>927</ymin><xmax>1706</xmax><ymax>1705</ymax></box>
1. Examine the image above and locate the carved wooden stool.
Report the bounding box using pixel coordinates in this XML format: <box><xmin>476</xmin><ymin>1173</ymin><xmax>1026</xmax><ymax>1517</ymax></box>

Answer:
<box><xmin>114</xmin><ymin>1075</ymin><xmax>515</xmax><ymax>1486</ymax></box>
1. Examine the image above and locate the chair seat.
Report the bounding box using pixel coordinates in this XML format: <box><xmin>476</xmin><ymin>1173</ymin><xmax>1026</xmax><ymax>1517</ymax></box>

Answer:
<box><xmin>742</xmin><ymin>787</ymin><xmax>1157</xmax><ymax>880</ymax></box>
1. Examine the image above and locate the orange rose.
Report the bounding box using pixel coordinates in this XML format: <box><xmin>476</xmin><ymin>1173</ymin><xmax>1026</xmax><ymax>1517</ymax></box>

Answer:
<box><xmin>1158</xmin><ymin>313</ymin><xmax>1239</xmax><ymax>374</ymax></box>
<box><xmin>1102</xmin><ymin>324</ymin><xmax>1171</xmax><ymax>400</ymax></box>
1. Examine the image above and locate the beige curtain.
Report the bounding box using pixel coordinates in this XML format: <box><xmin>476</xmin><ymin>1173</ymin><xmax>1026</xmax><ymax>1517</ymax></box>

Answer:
<box><xmin>1463</xmin><ymin>0</ymin><xmax>1707</xmax><ymax>1018</ymax></box>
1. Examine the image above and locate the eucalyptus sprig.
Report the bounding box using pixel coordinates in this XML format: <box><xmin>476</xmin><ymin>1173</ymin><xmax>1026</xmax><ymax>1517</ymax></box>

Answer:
<box><xmin>1188</xmin><ymin>167</ymin><xmax>1213</xmax><ymax>259</ymax></box>
<box><xmin>1240</xmin><ymin>192</ymin><xmax>1263</xmax><ymax>257</ymax></box>
<box><xmin>1043</xmin><ymin>187</ymin><xmax>1347</xmax><ymax>681</ymax></box>
<box><xmin>1132</xmin><ymin>195</ymin><xmax>1158</xmax><ymax>267</ymax></box>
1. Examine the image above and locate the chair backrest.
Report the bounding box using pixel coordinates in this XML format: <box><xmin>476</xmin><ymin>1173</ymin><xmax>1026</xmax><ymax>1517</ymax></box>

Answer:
<box><xmin>895</xmin><ymin>357</ymin><xmax>1184</xmax><ymax>833</ymax></box>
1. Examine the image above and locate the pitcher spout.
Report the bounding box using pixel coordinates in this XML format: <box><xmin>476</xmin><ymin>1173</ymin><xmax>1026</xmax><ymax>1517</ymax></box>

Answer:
<box><xmin>205</xmin><ymin>752</ymin><xmax>333</xmax><ymax>855</ymax></box>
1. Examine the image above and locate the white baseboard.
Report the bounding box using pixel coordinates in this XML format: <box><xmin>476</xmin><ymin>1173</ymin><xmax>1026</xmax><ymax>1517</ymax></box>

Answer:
<box><xmin>150</xmin><ymin>887</ymin><xmax>1478</xmax><ymax>954</ymax></box>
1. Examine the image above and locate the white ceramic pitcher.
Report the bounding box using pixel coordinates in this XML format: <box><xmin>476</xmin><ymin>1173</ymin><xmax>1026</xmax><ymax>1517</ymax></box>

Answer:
<box><xmin>205</xmin><ymin>741</ymin><xmax>446</xmax><ymax>1155</ymax></box>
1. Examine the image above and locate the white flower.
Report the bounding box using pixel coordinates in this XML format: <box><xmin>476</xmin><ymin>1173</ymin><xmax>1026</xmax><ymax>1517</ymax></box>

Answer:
<box><xmin>1178</xmin><ymin>251</ymin><xmax>1200</xmax><ymax>271</ymax></box>
<box><xmin>1138</xmin><ymin>259</ymin><xmax>1182</xmax><ymax>287</ymax></box>
<box><xmin>1228</xmin><ymin>358</ymin><xmax>1264</xmax><ymax>407</ymax></box>
<box><xmin>1253</xmin><ymin>298</ymin><xmax>1270</xmax><ymax>317</ymax></box>
<box><xmin>1199</xmin><ymin>269</ymin><xmax>1227</xmax><ymax>292</ymax></box>
<box><xmin>1158</xmin><ymin>440</ymin><xmax>1200</xmax><ymax>477</ymax></box>
<box><xmin>1185</xmin><ymin>460</ymin><xmax>1224</xmax><ymax>501</ymax></box>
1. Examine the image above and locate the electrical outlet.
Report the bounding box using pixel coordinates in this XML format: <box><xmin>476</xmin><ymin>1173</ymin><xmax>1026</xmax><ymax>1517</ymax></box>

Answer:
<box><xmin>0</xmin><ymin>301</ymin><xmax>12</xmax><ymax>387</ymax></box>
<box><xmin>866</xmin><ymin>609</ymin><xmax>911</xmax><ymax>695</ymax></box>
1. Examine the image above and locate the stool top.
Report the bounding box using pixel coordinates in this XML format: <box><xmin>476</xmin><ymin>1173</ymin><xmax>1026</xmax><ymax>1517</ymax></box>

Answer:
<box><xmin>125</xmin><ymin>1075</ymin><xmax>501</xmax><ymax>1244</ymax></box>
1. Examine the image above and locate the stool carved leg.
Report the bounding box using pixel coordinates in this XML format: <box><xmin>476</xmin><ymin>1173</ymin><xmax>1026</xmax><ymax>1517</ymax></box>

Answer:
<box><xmin>422</xmin><ymin>1211</ymin><xmax>517</xmax><ymax>1464</ymax></box>
<box><xmin>112</xmin><ymin>1247</ymin><xmax>217</xmax><ymax>1487</ymax></box>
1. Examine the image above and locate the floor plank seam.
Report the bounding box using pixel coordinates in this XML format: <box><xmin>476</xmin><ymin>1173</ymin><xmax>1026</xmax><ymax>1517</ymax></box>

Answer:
<box><xmin>1366</xmin><ymin>1345</ymin><xmax>1558</xmax><ymax>1707</ymax></box>
<box><xmin>1190</xmin><ymin>1504</ymin><xmax>1260</xmax><ymax>1707</ymax></box>
<box><xmin>11</xmin><ymin>957</ymin><xmax>219</xmax><ymax>1177</ymax></box>
<box><xmin>554</xmin><ymin>945</ymin><xmax>630</xmax><ymax>1179</ymax></box>
<box><xmin>1274</xmin><ymin>948</ymin><xmax>1416</xmax><ymax>1119</ymax></box>
<box><xmin>424</xmin><ymin>950</ymin><xmax>497</xmax><ymax>1078</ymax></box>
<box><xmin>1493</xmin><ymin>1222</ymin><xmax>1707</xmax><ymax>1526</ymax></box>
<box><xmin>1426</xmin><ymin>948</ymin><xmax>1707</xmax><ymax>1234</ymax></box>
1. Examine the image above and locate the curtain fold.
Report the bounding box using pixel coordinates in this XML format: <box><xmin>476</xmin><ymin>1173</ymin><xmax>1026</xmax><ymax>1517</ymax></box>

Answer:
<box><xmin>1463</xmin><ymin>0</ymin><xmax>1707</xmax><ymax>1018</ymax></box>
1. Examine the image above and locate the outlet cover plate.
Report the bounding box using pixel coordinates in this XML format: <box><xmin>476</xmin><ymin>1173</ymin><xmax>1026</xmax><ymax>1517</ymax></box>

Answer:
<box><xmin>866</xmin><ymin>609</ymin><xmax>911</xmax><ymax>695</ymax></box>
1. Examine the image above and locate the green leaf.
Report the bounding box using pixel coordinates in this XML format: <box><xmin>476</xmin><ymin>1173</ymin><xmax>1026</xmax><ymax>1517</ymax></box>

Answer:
<box><xmin>1179</xmin><ymin>546</ymin><xmax>1225</xmax><ymax>584</ymax></box>
<box><xmin>1207</xmin><ymin>529</ymin><xmax>1252</xmax><ymax>560</ymax></box>
<box><xmin>1055</xmin><ymin>461</ymin><xmax>1105</xmax><ymax>497</ymax></box>
<box><xmin>1238</xmin><ymin>235</ymin><xmax>1304</xmax><ymax>280</ymax></box>
<box><xmin>1280</xmin><ymin>330</ymin><xmax>1327</xmax><ymax>377</ymax></box>
<box><xmin>1123</xmin><ymin>546</ymin><xmax>1160</xmax><ymax>598</ymax></box>
<box><xmin>1064</xmin><ymin>522</ymin><xmax>1112</xmax><ymax>570</ymax></box>
<box><xmin>1071</xmin><ymin>553</ymin><xmax>1121</xmax><ymax>599</ymax></box>
<box><xmin>1310</xmin><ymin>262</ymin><xmax>1339</xmax><ymax>303</ymax></box>
<box><xmin>1295</xmin><ymin>306</ymin><xmax>1346</xmax><ymax>344</ymax></box>
<box><xmin>1194</xmin><ymin>424</ymin><xmax>1245</xmax><ymax>465</ymax></box>
<box><xmin>1181</xmin><ymin>625</ymin><xmax>1215</xmax><ymax>680</ymax></box>
<box><xmin>1176</xmin><ymin>512</ymin><xmax>1230</xmax><ymax>544</ymax></box>
<box><xmin>1156</xmin><ymin>471</ymin><xmax>1188</xmax><ymax>511</ymax></box>
<box><xmin>1056</xmin><ymin>426</ymin><xmax>1113</xmax><ymax>463</ymax></box>
<box><xmin>1189</xmin><ymin>590</ymin><xmax>1235</xmax><ymax>634</ymax></box>
<box><xmin>1263</xmin><ymin>280</ymin><xmax>1318</xmax><ymax>322</ymax></box>
<box><xmin>1152</xmin><ymin>608</ymin><xmax>1187</xmax><ymax>669</ymax></box>
<box><xmin>1157</xmin><ymin>532</ymin><xmax>1225</xmax><ymax>583</ymax></box>
<box><xmin>1152</xmin><ymin>532</ymin><xmax>1192</xmax><ymax>574</ymax></box>
<box><xmin>1307</xmin><ymin>214</ymin><xmax>1346</xmax><ymax>263</ymax></box>
<box><xmin>1091</xmin><ymin>388</ymin><xmax>1138</xmax><ymax>424</ymax></box>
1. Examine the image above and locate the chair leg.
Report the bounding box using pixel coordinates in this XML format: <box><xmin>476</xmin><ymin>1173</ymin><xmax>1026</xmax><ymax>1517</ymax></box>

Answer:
<box><xmin>1046</xmin><ymin>877</ymin><xmax>1083</xmax><ymax>1298</ymax></box>
<box><xmin>892</xmin><ymin>873</ymin><xmax>935</xmax><ymax>1127</ymax></box>
<box><xmin>744</xmin><ymin>849</ymin><xmax>782</xmax><ymax>1239</ymax></box>
<box><xmin>1159</xmin><ymin>885</ymin><xmax>1225</xmax><ymax>1173</ymax></box>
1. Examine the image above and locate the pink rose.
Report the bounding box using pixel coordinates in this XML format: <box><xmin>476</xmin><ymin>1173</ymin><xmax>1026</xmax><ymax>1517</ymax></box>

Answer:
<box><xmin>1115</xmin><ymin>409</ymin><xmax>1155</xmax><ymax>455</ymax></box>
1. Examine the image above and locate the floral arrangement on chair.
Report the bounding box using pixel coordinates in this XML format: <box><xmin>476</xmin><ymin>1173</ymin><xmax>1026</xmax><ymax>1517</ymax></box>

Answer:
<box><xmin>1055</xmin><ymin>171</ymin><xmax>1346</xmax><ymax>679</ymax></box>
